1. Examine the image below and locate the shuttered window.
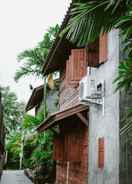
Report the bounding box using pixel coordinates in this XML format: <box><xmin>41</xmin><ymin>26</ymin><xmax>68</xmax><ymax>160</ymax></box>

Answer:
<box><xmin>87</xmin><ymin>33</ymin><xmax>108</xmax><ymax>67</ymax></box>
<box><xmin>53</xmin><ymin>127</ymin><xmax>83</xmax><ymax>162</ymax></box>
<box><xmin>70</xmin><ymin>49</ymin><xmax>87</xmax><ymax>82</ymax></box>
<box><xmin>64</xmin><ymin>34</ymin><xmax>108</xmax><ymax>87</ymax></box>
<box><xmin>67</xmin><ymin>130</ymin><xmax>82</xmax><ymax>162</ymax></box>
<box><xmin>99</xmin><ymin>33</ymin><xmax>108</xmax><ymax>64</ymax></box>
<box><xmin>66</xmin><ymin>49</ymin><xmax>87</xmax><ymax>86</ymax></box>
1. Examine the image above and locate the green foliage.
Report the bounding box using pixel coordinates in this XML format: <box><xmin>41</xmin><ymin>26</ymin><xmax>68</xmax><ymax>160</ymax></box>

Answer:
<box><xmin>6</xmin><ymin>131</ymin><xmax>21</xmax><ymax>158</ymax></box>
<box><xmin>15</xmin><ymin>24</ymin><xmax>59</xmax><ymax>81</ymax></box>
<box><xmin>24</xmin><ymin>131</ymin><xmax>54</xmax><ymax>168</ymax></box>
<box><xmin>6</xmin><ymin>130</ymin><xmax>22</xmax><ymax>169</ymax></box>
<box><xmin>1</xmin><ymin>86</ymin><xmax>25</xmax><ymax>133</ymax></box>
<box><xmin>1</xmin><ymin>86</ymin><xmax>53</xmax><ymax>170</ymax></box>
<box><xmin>114</xmin><ymin>59</ymin><xmax>132</xmax><ymax>92</ymax></box>
<box><xmin>5</xmin><ymin>102</ymin><xmax>54</xmax><ymax>169</ymax></box>
<box><xmin>6</xmin><ymin>24</ymin><xmax>60</xmax><ymax>169</ymax></box>
<box><xmin>0</xmin><ymin>86</ymin><xmax>25</xmax><ymax>169</ymax></box>
<box><xmin>23</xmin><ymin>108</ymin><xmax>54</xmax><ymax>169</ymax></box>
<box><xmin>62</xmin><ymin>0</ymin><xmax>130</xmax><ymax>46</ymax></box>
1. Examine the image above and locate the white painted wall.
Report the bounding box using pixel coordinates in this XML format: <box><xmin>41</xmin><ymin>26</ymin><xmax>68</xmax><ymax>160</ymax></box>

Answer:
<box><xmin>88</xmin><ymin>29</ymin><xmax>119</xmax><ymax>184</ymax></box>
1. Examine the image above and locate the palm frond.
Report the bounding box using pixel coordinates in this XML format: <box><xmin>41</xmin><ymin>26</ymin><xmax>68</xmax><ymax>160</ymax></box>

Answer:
<box><xmin>62</xmin><ymin>0</ymin><xmax>126</xmax><ymax>46</ymax></box>
<box><xmin>114</xmin><ymin>58</ymin><xmax>132</xmax><ymax>92</ymax></box>
<box><xmin>15</xmin><ymin>24</ymin><xmax>59</xmax><ymax>81</ymax></box>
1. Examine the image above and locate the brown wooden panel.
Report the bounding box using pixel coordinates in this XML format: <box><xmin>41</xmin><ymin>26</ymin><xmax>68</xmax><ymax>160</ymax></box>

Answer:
<box><xmin>99</xmin><ymin>33</ymin><xmax>108</xmax><ymax>63</ymax></box>
<box><xmin>70</xmin><ymin>49</ymin><xmax>87</xmax><ymax>82</ymax></box>
<box><xmin>65</xmin><ymin>49</ymin><xmax>87</xmax><ymax>87</ymax></box>
<box><xmin>67</xmin><ymin>128</ymin><xmax>83</xmax><ymax>162</ymax></box>
<box><xmin>87</xmin><ymin>40</ymin><xmax>99</xmax><ymax>67</ymax></box>
<box><xmin>53</xmin><ymin>135</ymin><xmax>64</xmax><ymax>161</ymax></box>
<box><xmin>98</xmin><ymin>137</ymin><xmax>105</xmax><ymax>169</ymax></box>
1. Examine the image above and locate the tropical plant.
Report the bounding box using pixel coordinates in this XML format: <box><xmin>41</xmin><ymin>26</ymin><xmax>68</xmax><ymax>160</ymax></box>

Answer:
<box><xmin>15</xmin><ymin>24</ymin><xmax>59</xmax><ymax>81</ymax></box>
<box><xmin>5</xmin><ymin>102</ymin><xmax>54</xmax><ymax>169</ymax></box>
<box><xmin>63</xmin><ymin>0</ymin><xmax>131</xmax><ymax>46</ymax></box>
<box><xmin>1</xmin><ymin>86</ymin><xmax>25</xmax><ymax>133</ymax></box>
<box><xmin>0</xmin><ymin>86</ymin><xmax>25</xmax><ymax>168</ymax></box>
<box><xmin>6</xmin><ymin>130</ymin><xmax>22</xmax><ymax>169</ymax></box>
<box><xmin>22</xmin><ymin>109</ymin><xmax>54</xmax><ymax>169</ymax></box>
<box><xmin>24</xmin><ymin>131</ymin><xmax>54</xmax><ymax>168</ymax></box>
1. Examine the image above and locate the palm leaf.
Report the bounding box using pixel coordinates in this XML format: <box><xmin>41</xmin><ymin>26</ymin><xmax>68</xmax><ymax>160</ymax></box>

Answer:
<box><xmin>62</xmin><ymin>0</ymin><xmax>126</xmax><ymax>46</ymax></box>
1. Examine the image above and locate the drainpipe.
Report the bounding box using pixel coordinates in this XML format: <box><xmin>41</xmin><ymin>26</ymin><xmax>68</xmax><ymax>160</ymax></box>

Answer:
<box><xmin>66</xmin><ymin>161</ymin><xmax>70</xmax><ymax>184</ymax></box>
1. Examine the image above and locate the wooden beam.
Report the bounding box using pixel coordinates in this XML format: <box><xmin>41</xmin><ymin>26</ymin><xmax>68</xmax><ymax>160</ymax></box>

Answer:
<box><xmin>55</xmin><ymin>105</ymin><xmax>88</xmax><ymax>122</ymax></box>
<box><xmin>76</xmin><ymin>112</ymin><xmax>88</xmax><ymax>127</ymax></box>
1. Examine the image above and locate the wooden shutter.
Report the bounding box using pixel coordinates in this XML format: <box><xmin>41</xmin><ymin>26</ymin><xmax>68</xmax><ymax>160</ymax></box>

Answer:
<box><xmin>87</xmin><ymin>40</ymin><xmax>99</xmax><ymax>67</ymax></box>
<box><xmin>99</xmin><ymin>33</ymin><xmax>108</xmax><ymax>64</ymax></box>
<box><xmin>66</xmin><ymin>49</ymin><xmax>87</xmax><ymax>86</ymax></box>
<box><xmin>70</xmin><ymin>49</ymin><xmax>87</xmax><ymax>82</ymax></box>
<box><xmin>53</xmin><ymin>135</ymin><xmax>64</xmax><ymax>161</ymax></box>
<box><xmin>67</xmin><ymin>130</ymin><xmax>82</xmax><ymax>162</ymax></box>
<box><xmin>98</xmin><ymin>137</ymin><xmax>105</xmax><ymax>169</ymax></box>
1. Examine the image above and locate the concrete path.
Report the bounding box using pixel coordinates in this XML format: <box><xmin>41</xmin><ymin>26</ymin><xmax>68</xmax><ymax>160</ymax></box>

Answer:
<box><xmin>0</xmin><ymin>170</ymin><xmax>33</xmax><ymax>184</ymax></box>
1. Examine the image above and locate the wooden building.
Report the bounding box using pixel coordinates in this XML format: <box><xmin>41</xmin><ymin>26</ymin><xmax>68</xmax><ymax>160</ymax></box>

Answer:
<box><xmin>26</xmin><ymin>85</ymin><xmax>44</xmax><ymax>115</ymax></box>
<box><xmin>26</xmin><ymin>83</ymin><xmax>59</xmax><ymax>116</ymax></box>
<box><xmin>36</xmin><ymin>3</ymin><xmax>109</xmax><ymax>184</ymax></box>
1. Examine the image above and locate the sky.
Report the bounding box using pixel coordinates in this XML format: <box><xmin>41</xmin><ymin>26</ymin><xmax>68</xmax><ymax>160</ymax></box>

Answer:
<box><xmin>0</xmin><ymin>0</ymin><xmax>71</xmax><ymax>103</ymax></box>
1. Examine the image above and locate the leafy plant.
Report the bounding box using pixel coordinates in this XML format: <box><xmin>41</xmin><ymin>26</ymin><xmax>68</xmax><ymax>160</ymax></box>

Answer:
<box><xmin>15</xmin><ymin>24</ymin><xmax>59</xmax><ymax>81</ymax></box>
<box><xmin>114</xmin><ymin>59</ymin><xmax>132</xmax><ymax>92</ymax></box>
<box><xmin>1</xmin><ymin>86</ymin><xmax>25</xmax><ymax>134</ymax></box>
<box><xmin>62</xmin><ymin>0</ymin><xmax>130</xmax><ymax>46</ymax></box>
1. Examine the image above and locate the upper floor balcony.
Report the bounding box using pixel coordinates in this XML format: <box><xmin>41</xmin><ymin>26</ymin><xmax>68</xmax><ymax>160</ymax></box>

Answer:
<box><xmin>59</xmin><ymin>33</ymin><xmax>108</xmax><ymax>111</ymax></box>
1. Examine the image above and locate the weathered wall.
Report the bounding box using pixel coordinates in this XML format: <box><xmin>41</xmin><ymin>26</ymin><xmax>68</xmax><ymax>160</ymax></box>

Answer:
<box><xmin>46</xmin><ymin>89</ymin><xmax>59</xmax><ymax>115</ymax></box>
<box><xmin>88</xmin><ymin>29</ymin><xmax>119</xmax><ymax>184</ymax></box>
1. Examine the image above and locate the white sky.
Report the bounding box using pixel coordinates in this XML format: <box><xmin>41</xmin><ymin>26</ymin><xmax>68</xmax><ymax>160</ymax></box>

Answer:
<box><xmin>0</xmin><ymin>0</ymin><xmax>71</xmax><ymax>103</ymax></box>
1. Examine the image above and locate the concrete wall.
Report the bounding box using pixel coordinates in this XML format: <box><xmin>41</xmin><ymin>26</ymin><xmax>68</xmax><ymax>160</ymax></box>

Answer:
<box><xmin>46</xmin><ymin>89</ymin><xmax>59</xmax><ymax>115</ymax></box>
<box><xmin>88</xmin><ymin>29</ymin><xmax>119</xmax><ymax>184</ymax></box>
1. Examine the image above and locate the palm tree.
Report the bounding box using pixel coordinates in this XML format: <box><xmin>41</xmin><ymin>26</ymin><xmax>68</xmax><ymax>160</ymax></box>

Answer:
<box><xmin>64</xmin><ymin>0</ymin><xmax>131</xmax><ymax>46</ymax></box>
<box><xmin>15</xmin><ymin>24</ymin><xmax>59</xmax><ymax>81</ymax></box>
<box><xmin>1</xmin><ymin>86</ymin><xmax>25</xmax><ymax>132</ymax></box>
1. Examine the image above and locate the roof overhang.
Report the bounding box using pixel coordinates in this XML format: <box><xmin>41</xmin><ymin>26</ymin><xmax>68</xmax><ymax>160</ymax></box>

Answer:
<box><xmin>42</xmin><ymin>2</ymin><xmax>79</xmax><ymax>76</ymax></box>
<box><xmin>43</xmin><ymin>38</ymin><xmax>77</xmax><ymax>75</ymax></box>
<box><xmin>26</xmin><ymin>85</ymin><xmax>43</xmax><ymax>112</ymax></box>
<box><xmin>37</xmin><ymin>104</ymin><xmax>89</xmax><ymax>133</ymax></box>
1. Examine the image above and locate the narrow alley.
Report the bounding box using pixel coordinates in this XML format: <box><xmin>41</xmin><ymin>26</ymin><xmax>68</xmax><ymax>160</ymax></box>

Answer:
<box><xmin>0</xmin><ymin>170</ymin><xmax>33</xmax><ymax>184</ymax></box>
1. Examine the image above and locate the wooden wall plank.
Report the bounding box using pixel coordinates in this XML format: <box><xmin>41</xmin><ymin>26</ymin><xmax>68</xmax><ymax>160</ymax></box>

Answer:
<box><xmin>99</xmin><ymin>33</ymin><xmax>108</xmax><ymax>64</ymax></box>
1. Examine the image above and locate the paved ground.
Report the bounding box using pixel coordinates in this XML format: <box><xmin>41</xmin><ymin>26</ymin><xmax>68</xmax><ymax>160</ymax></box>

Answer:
<box><xmin>0</xmin><ymin>170</ymin><xmax>33</xmax><ymax>184</ymax></box>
